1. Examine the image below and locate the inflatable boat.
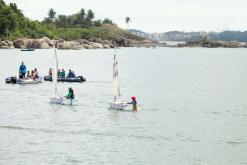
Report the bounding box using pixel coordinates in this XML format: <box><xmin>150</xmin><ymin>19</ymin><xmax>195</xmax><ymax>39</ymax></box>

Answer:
<box><xmin>44</xmin><ymin>76</ymin><xmax>86</xmax><ymax>82</ymax></box>
<box><xmin>21</xmin><ymin>48</ymin><xmax>35</xmax><ymax>51</ymax></box>
<box><xmin>5</xmin><ymin>76</ymin><xmax>42</xmax><ymax>84</ymax></box>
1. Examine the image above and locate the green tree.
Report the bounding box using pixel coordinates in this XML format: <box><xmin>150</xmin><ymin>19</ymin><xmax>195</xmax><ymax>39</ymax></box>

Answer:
<box><xmin>56</xmin><ymin>15</ymin><xmax>68</xmax><ymax>27</ymax></box>
<box><xmin>102</xmin><ymin>18</ymin><xmax>113</xmax><ymax>25</ymax></box>
<box><xmin>74</xmin><ymin>8</ymin><xmax>86</xmax><ymax>25</ymax></box>
<box><xmin>0</xmin><ymin>6</ymin><xmax>18</xmax><ymax>36</ymax></box>
<box><xmin>79</xmin><ymin>8</ymin><xmax>85</xmax><ymax>20</ymax></box>
<box><xmin>86</xmin><ymin>9</ymin><xmax>94</xmax><ymax>22</ymax></box>
<box><xmin>94</xmin><ymin>19</ymin><xmax>102</xmax><ymax>26</ymax></box>
<box><xmin>9</xmin><ymin>3</ymin><xmax>23</xmax><ymax>16</ymax></box>
<box><xmin>47</xmin><ymin>8</ymin><xmax>56</xmax><ymax>23</ymax></box>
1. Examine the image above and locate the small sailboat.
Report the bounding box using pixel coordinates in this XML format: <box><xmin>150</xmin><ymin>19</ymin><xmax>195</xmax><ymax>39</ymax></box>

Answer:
<box><xmin>49</xmin><ymin>48</ymin><xmax>75</xmax><ymax>105</ymax></box>
<box><xmin>108</xmin><ymin>48</ymin><xmax>130</xmax><ymax>110</ymax></box>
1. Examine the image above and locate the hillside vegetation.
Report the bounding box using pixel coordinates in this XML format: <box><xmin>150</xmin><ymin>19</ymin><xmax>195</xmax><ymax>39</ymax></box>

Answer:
<box><xmin>0</xmin><ymin>0</ymin><xmax>141</xmax><ymax>41</ymax></box>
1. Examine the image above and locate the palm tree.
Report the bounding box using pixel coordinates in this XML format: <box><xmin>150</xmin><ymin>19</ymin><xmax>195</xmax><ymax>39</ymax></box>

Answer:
<box><xmin>75</xmin><ymin>8</ymin><xmax>85</xmax><ymax>25</ymax></box>
<box><xmin>86</xmin><ymin>9</ymin><xmax>94</xmax><ymax>22</ymax></box>
<box><xmin>9</xmin><ymin>3</ymin><xmax>23</xmax><ymax>16</ymax></box>
<box><xmin>48</xmin><ymin>8</ymin><xmax>56</xmax><ymax>23</ymax></box>
<box><xmin>125</xmin><ymin>17</ymin><xmax>130</xmax><ymax>29</ymax></box>
<box><xmin>56</xmin><ymin>15</ymin><xmax>68</xmax><ymax>27</ymax></box>
<box><xmin>79</xmin><ymin>8</ymin><xmax>85</xmax><ymax>19</ymax></box>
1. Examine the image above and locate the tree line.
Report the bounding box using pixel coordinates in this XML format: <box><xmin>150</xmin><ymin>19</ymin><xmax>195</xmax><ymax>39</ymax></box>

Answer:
<box><xmin>43</xmin><ymin>8</ymin><xmax>115</xmax><ymax>28</ymax></box>
<box><xmin>0</xmin><ymin>0</ymin><xmax>134</xmax><ymax>41</ymax></box>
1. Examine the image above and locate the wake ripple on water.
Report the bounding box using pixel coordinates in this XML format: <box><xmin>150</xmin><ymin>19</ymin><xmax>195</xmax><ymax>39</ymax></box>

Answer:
<box><xmin>0</xmin><ymin>125</ymin><xmax>156</xmax><ymax>141</ymax></box>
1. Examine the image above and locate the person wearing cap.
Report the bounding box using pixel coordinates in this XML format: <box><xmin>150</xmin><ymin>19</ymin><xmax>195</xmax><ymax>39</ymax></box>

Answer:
<box><xmin>128</xmin><ymin>96</ymin><xmax>137</xmax><ymax>111</ymax></box>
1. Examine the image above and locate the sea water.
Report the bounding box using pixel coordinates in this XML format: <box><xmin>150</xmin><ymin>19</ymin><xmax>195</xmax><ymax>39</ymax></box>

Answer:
<box><xmin>0</xmin><ymin>48</ymin><xmax>247</xmax><ymax>165</ymax></box>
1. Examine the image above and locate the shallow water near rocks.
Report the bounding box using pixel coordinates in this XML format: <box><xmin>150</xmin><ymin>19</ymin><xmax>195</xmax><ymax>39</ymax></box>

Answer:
<box><xmin>0</xmin><ymin>48</ymin><xmax>247</xmax><ymax>165</ymax></box>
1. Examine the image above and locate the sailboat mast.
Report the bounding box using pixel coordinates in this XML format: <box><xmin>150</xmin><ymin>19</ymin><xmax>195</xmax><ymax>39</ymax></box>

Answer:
<box><xmin>113</xmin><ymin>46</ymin><xmax>120</xmax><ymax>101</ymax></box>
<box><xmin>53</xmin><ymin>48</ymin><xmax>58</xmax><ymax>97</ymax></box>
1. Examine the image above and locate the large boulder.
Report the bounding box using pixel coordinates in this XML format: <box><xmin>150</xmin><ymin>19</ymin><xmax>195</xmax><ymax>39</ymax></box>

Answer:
<box><xmin>56</xmin><ymin>40</ymin><xmax>80</xmax><ymax>49</ymax></box>
<box><xmin>89</xmin><ymin>42</ymin><xmax>104</xmax><ymax>49</ymax></box>
<box><xmin>112</xmin><ymin>37</ymin><xmax>128</xmax><ymax>47</ymax></box>
<box><xmin>26</xmin><ymin>39</ymin><xmax>50</xmax><ymax>49</ymax></box>
<box><xmin>39</xmin><ymin>41</ymin><xmax>50</xmax><ymax>49</ymax></box>
<box><xmin>42</xmin><ymin>37</ymin><xmax>54</xmax><ymax>47</ymax></box>
<box><xmin>227</xmin><ymin>41</ymin><xmax>241</xmax><ymax>48</ymax></box>
<box><xmin>243</xmin><ymin>42</ymin><xmax>247</xmax><ymax>48</ymax></box>
<box><xmin>0</xmin><ymin>40</ymin><xmax>13</xmax><ymax>48</ymax></box>
<box><xmin>76</xmin><ymin>39</ymin><xmax>90</xmax><ymax>45</ymax></box>
<box><xmin>84</xmin><ymin>44</ymin><xmax>94</xmax><ymax>49</ymax></box>
<box><xmin>103</xmin><ymin>44</ymin><xmax>111</xmax><ymax>49</ymax></box>
<box><xmin>89</xmin><ymin>38</ymin><xmax>104</xmax><ymax>43</ymax></box>
<box><xmin>14</xmin><ymin>39</ymin><xmax>28</xmax><ymax>48</ymax></box>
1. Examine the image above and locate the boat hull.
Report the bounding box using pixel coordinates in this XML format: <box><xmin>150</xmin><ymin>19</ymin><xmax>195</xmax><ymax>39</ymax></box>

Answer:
<box><xmin>108</xmin><ymin>101</ymin><xmax>130</xmax><ymax>110</ymax></box>
<box><xmin>50</xmin><ymin>97</ymin><xmax>74</xmax><ymax>105</ymax></box>
<box><xmin>44</xmin><ymin>76</ymin><xmax>86</xmax><ymax>82</ymax></box>
<box><xmin>17</xmin><ymin>77</ymin><xmax>42</xmax><ymax>84</ymax></box>
<box><xmin>21</xmin><ymin>48</ymin><xmax>35</xmax><ymax>51</ymax></box>
<box><xmin>5</xmin><ymin>77</ymin><xmax>42</xmax><ymax>84</ymax></box>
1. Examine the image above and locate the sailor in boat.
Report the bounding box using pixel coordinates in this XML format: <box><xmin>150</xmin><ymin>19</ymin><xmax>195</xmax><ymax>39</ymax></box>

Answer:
<box><xmin>57</xmin><ymin>69</ymin><xmax>61</xmax><ymax>77</ymax></box>
<box><xmin>31</xmin><ymin>70</ymin><xmax>34</xmax><ymax>77</ymax></box>
<box><xmin>19</xmin><ymin>62</ymin><xmax>27</xmax><ymax>79</ymax></box>
<box><xmin>26</xmin><ymin>71</ymin><xmax>32</xmax><ymax>78</ymax></box>
<box><xmin>61</xmin><ymin>69</ymin><xmax>66</xmax><ymax>78</ymax></box>
<box><xmin>128</xmin><ymin>96</ymin><xmax>138</xmax><ymax>111</ymax></box>
<box><xmin>48</xmin><ymin>68</ymin><xmax>52</xmax><ymax>76</ymax></box>
<box><xmin>65</xmin><ymin>87</ymin><xmax>74</xmax><ymax>105</ymax></box>
<box><xmin>67</xmin><ymin>69</ymin><xmax>75</xmax><ymax>78</ymax></box>
<box><xmin>32</xmin><ymin>68</ymin><xmax>39</xmax><ymax>80</ymax></box>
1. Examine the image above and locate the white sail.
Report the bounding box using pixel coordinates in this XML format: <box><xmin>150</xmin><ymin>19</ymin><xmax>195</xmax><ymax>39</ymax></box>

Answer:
<box><xmin>113</xmin><ymin>52</ymin><xmax>120</xmax><ymax>100</ymax></box>
<box><xmin>53</xmin><ymin>48</ymin><xmax>58</xmax><ymax>97</ymax></box>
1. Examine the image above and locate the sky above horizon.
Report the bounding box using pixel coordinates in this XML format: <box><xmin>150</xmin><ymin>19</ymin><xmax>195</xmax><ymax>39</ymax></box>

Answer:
<box><xmin>4</xmin><ymin>0</ymin><xmax>247</xmax><ymax>33</ymax></box>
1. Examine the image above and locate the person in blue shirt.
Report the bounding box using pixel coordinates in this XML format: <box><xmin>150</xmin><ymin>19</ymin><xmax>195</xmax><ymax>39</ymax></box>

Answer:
<box><xmin>19</xmin><ymin>62</ymin><xmax>26</xmax><ymax>79</ymax></box>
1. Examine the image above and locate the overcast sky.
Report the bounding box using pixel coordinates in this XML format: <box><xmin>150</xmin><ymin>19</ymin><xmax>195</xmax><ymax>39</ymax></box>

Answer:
<box><xmin>4</xmin><ymin>0</ymin><xmax>247</xmax><ymax>32</ymax></box>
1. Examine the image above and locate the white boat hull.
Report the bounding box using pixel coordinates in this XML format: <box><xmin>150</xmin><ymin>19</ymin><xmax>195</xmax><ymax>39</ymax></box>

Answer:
<box><xmin>17</xmin><ymin>77</ymin><xmax>42</xmax><ymax>84</ymax></box>
<box><xmin>50</xmin><ymin>97</ymin><xmax>74</xmax><ymax>105</ymax></box>
<box><xmin>108</xmin><ymin>101</ymin><xmax>130</xmax><ymax>110</ymax></box>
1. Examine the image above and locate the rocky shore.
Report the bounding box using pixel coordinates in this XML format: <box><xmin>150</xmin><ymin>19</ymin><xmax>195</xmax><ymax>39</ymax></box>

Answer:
<box><xmin>177</xmin><ymin>40</ymin><xmax>247</xmax><ymax>48</ymax></box>
<box><xmin>0</xmin><ymin>37</ymin><xmax>166</xmax><ymax>49</ymax></box>
<box><xmin>2</xmin><ymin>37</ymin><xmax>246</xmax><ymax>49</ymax></box>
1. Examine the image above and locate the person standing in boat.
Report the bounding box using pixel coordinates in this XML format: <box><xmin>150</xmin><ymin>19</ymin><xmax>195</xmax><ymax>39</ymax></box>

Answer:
<box><xmin>65</xmin><ymin>87</ymin><xmax>74</xmax><ymax>105</ymax></box>
<box><xmin>128</xmin><ymin>96</ymin><xmax>137</xmax><ymax>111</ymax></box>
<box><xmin>19</xmin><ymin>62</ymin><xmax>26</xmax><ymax>79</ymax></box>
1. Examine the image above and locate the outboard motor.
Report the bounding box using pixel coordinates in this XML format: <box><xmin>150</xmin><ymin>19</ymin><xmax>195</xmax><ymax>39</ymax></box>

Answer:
<box><xmin>5</xmin><ymin>76</ymin><xmax>17</xmax><ymax>84</ymax></box>
<box><xmin>79</xmin><ymin>76</ymin><xmax>86</xmax><ymax>82</ymax></box>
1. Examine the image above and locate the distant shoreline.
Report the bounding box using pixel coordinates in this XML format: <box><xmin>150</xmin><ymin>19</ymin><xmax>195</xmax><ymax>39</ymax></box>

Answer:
<box><xmin>1</xmin><ymin>38</ymin><xmax>247</xmax><ymax>49</ymax></box>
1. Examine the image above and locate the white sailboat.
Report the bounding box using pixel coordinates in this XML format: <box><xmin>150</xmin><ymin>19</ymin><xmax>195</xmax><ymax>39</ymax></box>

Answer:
<box><xmin>108</xmin><ymin>49</ymin><xmax>129</xmax><ymax>110</ymax></box>
<box><xmin>50</xmin><ymin>48</ymin><xmax>65</xmax><ymax>104</ymax></box>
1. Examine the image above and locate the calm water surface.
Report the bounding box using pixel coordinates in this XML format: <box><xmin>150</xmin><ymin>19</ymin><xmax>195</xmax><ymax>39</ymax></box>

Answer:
<box><xmin>0</xmin><ymin>48</ymin><xmax>247</xmax><ymax>165</ymax></box>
